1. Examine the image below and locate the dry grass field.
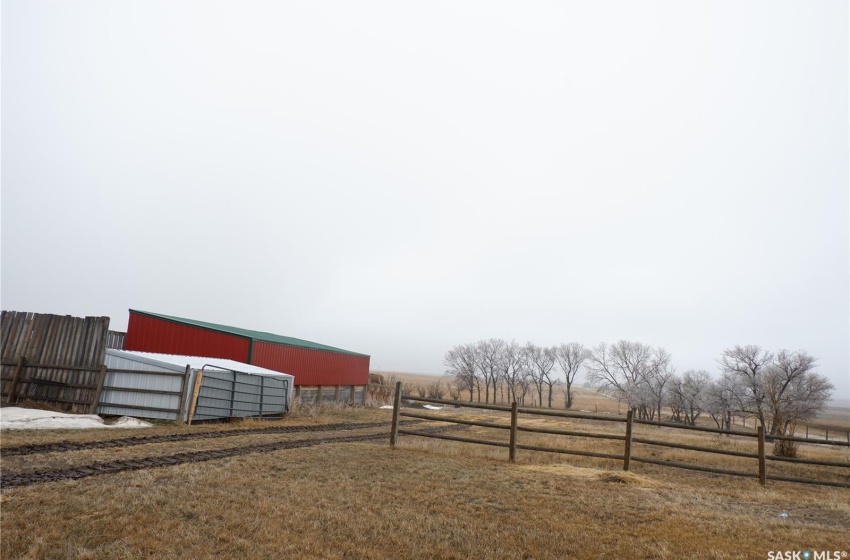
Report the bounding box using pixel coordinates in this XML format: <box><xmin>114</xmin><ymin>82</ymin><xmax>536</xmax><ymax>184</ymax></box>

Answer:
<box><xmin>2</xmin><ymin>402</ymin><xmax>849</xmax><ymax>560</ymax></box>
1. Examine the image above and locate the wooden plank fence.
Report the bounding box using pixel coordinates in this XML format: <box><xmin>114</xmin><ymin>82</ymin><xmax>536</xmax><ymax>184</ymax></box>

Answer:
<box><xmin>1</xmin><ymin>311</ymin><xmax>111</xmax><ymax>413</ymax></box>
<box><xmin>105</xmin><ymin>330</ymin><xmax>126</xmax><ymax>350</ymax></box>
<box><xmin>389</xmin><ymin>382</ymin><xmax>850</xmax><ymax>489</ymax></box>
<box><xmin>294</xmin><ymin>385</ymin><xmax>366</xmax><ymax>406</ymax></box>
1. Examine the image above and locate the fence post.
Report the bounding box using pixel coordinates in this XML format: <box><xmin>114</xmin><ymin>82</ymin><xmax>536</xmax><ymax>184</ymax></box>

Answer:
<box><xmin>806</xmin><ymin>425</ymin><xmax>809</xmax><ymax>439</ymax></box>
<box><xmin>259</xmin><ymin>375</ymin><xmax>265</xmax><ymax>417</ymax></box>
<box><xmin>509</xmin><ymin>401</ymin><xmax>518</xmax><ymax>463</ymax></box>
<box><xmin>175</xmin><ymin>365</ymin><xmax>191</xmax><ymax>424</ymax></box>
<box><xmin>757</xmin><ymin>425</ymin><xmax>766</xmax><ymax>486</ymax></box>
<box><xmin>230</xmin><ymin>371</ymin><xmax>237</xmax><ymax>417</ymax></box>
<box><xmin>624</xmin><ymin>409</ymin><xmax>634</xmax><ymax>471</ymax></box>
<box><xmin>187</xmin><ymin>369</ymin><xmax>204</xmax><ymax>425</ymax></box>
<box><xmin>6</xmin><ymin>355</ymin><xmax>26</xmax><ymax>404</ymax></box>
<box><xmin>390</xmin><ymin>381</ymin><xmax>402</xmax><ymax>448</ymax></box>
<box><xmin>88</xmin><ymin>365</ymin><xmax>108</xmax><ymax>414</ymax></box>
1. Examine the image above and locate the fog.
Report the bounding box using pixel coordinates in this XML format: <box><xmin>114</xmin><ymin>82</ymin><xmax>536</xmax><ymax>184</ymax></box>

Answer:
<box><xmin>2</xmin><ymin>1</ymin><xmax>847</xmax><ymax>398</ymax></box>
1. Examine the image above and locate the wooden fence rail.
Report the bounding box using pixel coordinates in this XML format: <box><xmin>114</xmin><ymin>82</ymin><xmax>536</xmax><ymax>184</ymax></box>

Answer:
<box><xmin>0</xmin><ymin>359</ymin><xmax>191</xmax><ymax>419</ymax></box>
<box><xmin>389</xmin><ymin>383</ymin><xmax>850</xmax><ymax>489</ymax></box>
<box><xmin>408</xmin><ymin>393</ymin><xmax>850</xmax><ymax>445</ymax></box>
<box><xmin>1</xmin><ymin>356</ymin><xmax>108</xmax><ymax>413</ymax></box>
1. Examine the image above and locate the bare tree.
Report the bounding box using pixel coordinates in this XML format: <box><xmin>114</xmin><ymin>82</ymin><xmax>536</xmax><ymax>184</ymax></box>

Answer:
<box><xmin>762</xmin><ymin>350</ymin><xmax>833</xmax><ymax>456</ymax></box>
<box><xmin>643</xmin><ymin>364</ymin><xmax>674</xmax><ymax>421</ymax></box>
<box><xmin>554</xmin><ymin>342</ymin><xmax>590</xmax><ymax>409</ymax></box>
<box><xmin>427</xmin><ymin>380</ymin><xmax>447</xmax><ymax>399</ymax></box>
<box><xmin>667</xmin><ymin>370</ymin><xmax>710</xmax><ymax>425</ymax></box>
<box><xmin>717</xmin><ymin>345</ymin><xmax>773</xmax><ymax>429</ymax></box>
<box><xmin>497</xmin><ymin>340</ymin><xmax>526</xmax><ymax>404</ymax></box>
<box><xmin>476</xmin><ymin>338</ymin><xmax>504</xmax><ymax>404</ymax></box>
<box><xmin>515</xmin><ymin>357</ymin><xmax>533</xmax><ymax>406</ymax></box>
<box><xmin>444</xmin><ymin>343</ymin><xmax>478</xmax><ymax>402</ymax></box>
<box><xmin>666</xmin><ymin>376</ymin><xmax>686</xmax><ymax>423</ymax></box>
<box><xmin>586</xmin><ymin>340</ymin><xmax>672</xmax><ymax>419</ymax></box>
<box><xmin>447</xmin><ymin>381</ymin><xmax>461</xmax><ymax>401</ymax></box>
<box><xmin>704</xmin><ymin>372</ymin><xmax>739</xmax><ymax>430</ymax></box>
<box><xmin>525</xmin><ymin>343</ymin><xmax>558</xmax><ymax>407</ymax></box>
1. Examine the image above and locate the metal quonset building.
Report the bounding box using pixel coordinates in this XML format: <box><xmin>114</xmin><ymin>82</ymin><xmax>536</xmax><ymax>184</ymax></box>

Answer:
<box><xmin>123</xmin><ymin>310</ymin><xmax>370</xmax><ymax>404</ymax></box>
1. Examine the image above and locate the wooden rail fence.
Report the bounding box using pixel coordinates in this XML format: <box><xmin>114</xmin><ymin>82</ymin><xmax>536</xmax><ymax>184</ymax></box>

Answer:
<box><xmin>389</xmin><ymin>382</ymin><xmax>850</xmax><ymax>489</ymax></box>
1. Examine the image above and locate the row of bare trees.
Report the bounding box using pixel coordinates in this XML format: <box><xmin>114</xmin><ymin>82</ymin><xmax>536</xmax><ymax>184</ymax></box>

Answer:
<box><xmin>444</xmin><ymin>340</ymin><xmax>834</xmax><ymax>456</ymax></box>
<box><xmin>443</xmin><ymin>339</ymin><xmax>590</xmax><ymax>409</ymax></box>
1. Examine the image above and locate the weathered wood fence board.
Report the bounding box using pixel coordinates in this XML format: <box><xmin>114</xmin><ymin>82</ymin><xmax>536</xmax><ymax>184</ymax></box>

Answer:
<box><xmin>106</xmin><ymin>331</ymin><xmax>126</xmax><ymax>350</ymax></box>
<box><xmin>0</xmin><ymin>311</ymin><xmax>110</xmax><ymax>413</ymax></box>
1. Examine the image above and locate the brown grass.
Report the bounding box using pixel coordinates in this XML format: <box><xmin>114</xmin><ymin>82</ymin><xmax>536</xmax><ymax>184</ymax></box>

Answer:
<box><xmin>2</xmin><ymin>406</ymin><xmax>849</xmax><ymax>559</ymax></box>
<box><xmin>0</xmin><ymin>405</ymin><xmax>385</xmax><ymax>448</ymax></box>
<box><xmin>402</xmin><ymin>407</ymin><xmax>850</xmax><ymax>485</ymax></box>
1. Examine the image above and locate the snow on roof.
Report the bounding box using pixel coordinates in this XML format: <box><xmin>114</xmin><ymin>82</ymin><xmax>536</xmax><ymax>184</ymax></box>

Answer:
<box><xmin>105</xmin><ymin>349</ymin><xmax>294</xmax><ymax>379</ymax></box>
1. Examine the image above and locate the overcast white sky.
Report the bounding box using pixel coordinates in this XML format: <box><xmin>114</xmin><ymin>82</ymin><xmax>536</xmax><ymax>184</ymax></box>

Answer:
<box><xmin>2</xmin><ymin>1</ymin><xmax>848</xmax><ymax>398</ymax></box>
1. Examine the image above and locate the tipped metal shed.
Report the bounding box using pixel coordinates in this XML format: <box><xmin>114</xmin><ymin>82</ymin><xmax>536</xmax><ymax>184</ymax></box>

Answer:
<box><xmin>100</xmin><ymin>350</ymin><xmax>294</xmax><ymax>422</ymax></box>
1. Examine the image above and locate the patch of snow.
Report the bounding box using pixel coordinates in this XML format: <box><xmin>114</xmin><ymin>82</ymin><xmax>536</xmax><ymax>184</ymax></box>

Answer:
<box><xmin>379</xmin><ymin>405</ymin><xmax>394</xmax><ymax>409</ymax></box>
<box><xmin>110</xmin><ymin>416</ymin><xmax>155</xmax><ymax>428</ymax></box>
<box><xmin>0</xmin><ymin>407</ymin><xmax>153</xmax><ymax>430</ymax></box>
<box><xmin>423</xmin><ymin>405</ymin><xmax>443</xmax><ymax>410</ymax></box>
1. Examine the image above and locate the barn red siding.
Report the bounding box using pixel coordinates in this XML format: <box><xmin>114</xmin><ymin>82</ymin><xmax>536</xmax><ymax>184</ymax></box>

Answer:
<box><xmin>252</xmin><ymin>341</ymin><xmax>370</xmax><ymax>386</ymax></box>
<box><xmin>124</xmin><ymin>312</ymin><xmax>250</xmax><ymax>362</ymax></box>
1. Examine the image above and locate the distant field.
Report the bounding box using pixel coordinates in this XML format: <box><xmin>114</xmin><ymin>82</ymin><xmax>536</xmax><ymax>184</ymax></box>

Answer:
<box><xmin>374</xmin><ymin>370</ymin><xmax>850</xmax><ymax>434</ymax></box>
<box><xmin>1</xmin><ymin>405</ymin><xmax>847</xmax><ymax>559</ymax></box>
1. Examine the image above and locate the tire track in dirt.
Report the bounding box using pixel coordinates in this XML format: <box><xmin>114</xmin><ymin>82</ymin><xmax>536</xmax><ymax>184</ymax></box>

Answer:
<box><xmin>1</xmin><ymin>420</ymin><xmax>404</xmax><ymax>457</ymax></box>
<box><xmin>1</xmin><ymin>424</ymin><xmax>462</xmax><ymax>490</ymax></box>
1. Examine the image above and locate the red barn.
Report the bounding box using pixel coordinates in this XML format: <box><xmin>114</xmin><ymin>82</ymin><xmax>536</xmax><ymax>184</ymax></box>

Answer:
<box><xmin>124</xmin><ymin>310</ymin><xmax>370</xmax><ymax>402</ymax></box>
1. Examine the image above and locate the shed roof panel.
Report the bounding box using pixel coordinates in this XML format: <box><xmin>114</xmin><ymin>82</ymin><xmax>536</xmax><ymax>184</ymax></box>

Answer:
<box><xmin>106</xmin><ymin>349</ymin><xmax>295</xmax><ymax>379</ymax></box>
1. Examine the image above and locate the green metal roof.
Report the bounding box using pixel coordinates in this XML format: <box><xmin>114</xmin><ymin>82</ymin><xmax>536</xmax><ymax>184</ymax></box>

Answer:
<box><xmin>130</xmin><ymin>310</ymin><xmax>369</xmax><ymax>357</ymax></box>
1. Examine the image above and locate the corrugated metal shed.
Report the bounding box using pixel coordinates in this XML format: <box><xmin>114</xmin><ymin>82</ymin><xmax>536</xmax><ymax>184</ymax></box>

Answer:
<box><xmin>100</xmin><ymin>350</ymin><xmax>294</xmax><ymax>422</ymax></box>
<box><xmin>124</xmin><ymin>310</ymin><xmax>370</xmax><ymax>387</ymax></box>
